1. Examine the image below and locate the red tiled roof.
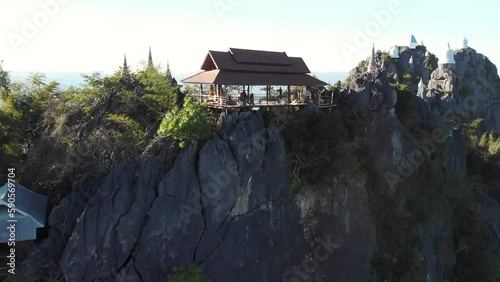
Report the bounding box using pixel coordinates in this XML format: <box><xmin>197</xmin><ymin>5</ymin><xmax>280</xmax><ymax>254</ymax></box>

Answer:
<box><xmin>182</xmin><ymin>70</ymin><xmax>326</xmax><ymax>86</ymax></box>
<box><xmin>186</xmin><ymin>48</ymin><xmax>326</xmax><ymax>86</ymax></box>
<box><xmin>201</xmin><ymin>50</ymin><xmax>310</xmax><ymax>73</ymax></box>
<box><xmin>229</xmin><ymin>48</ymin><xmax>291</xmax><ymax>66</ymax></box>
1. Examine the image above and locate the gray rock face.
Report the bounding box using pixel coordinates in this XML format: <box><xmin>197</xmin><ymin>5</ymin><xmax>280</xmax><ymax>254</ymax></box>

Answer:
<box><xmin>22</xmin><ymin>181</ymin><xmax>100</xmax><ymax>268</ymax></box>
<box><xmin>417</xmin><ymin>198</ymin><xmax>456</xmax><ymax>282</ymax></box>
<box><xmin>374</xmin><ymin>75</ymin><xmax>398</xmax><ymax>110</ymax></box>
<box><xmin>398</xmin><ymin>46</ymin><xmax>432</xmax><ymax>82</ymax></box>
<box><xmin>296</xmin><ymin>175</ymin><xmax>377</xmax><ymax>282</ymax></box>
<box><xmin>345</xmin><ymin>72</ymin><xmax>372</xmax><ymax>113</ymax></box>
<box><xmin>31</xmin><ymin>112</ymin><xmax>310</xmax><ymax>282</ymax></box>
<box><xmin>133</xmin><ymin>147</ymin><xmax>204</xmax><ymax>282</ymax></box>
<box><xmin>427</xmin><ymin>48</ymin><xmax>500</xmax><ymax>131</ymax></box>
<box><xmin>24</xmin><ymin>46</ymin><xmax>500</xmax><ymax>282</ymax></box>
<box><xmin>367</xmin><ymin>109</ymin><xmax>406</xmax><ymax>184</ymax></box>
<box><xmin>449</xmin><ymin>130</ymin><xmax>466</xmax><ymax>174</ymax></box>
<box><xmin>60</xmin><ymin>159</ymin><xmax>142</xmax><ymax>281</ymax></box>
<box><xmin>343</xmin><ymin>47</ymin><xmax>433</xmax><ymax>112</ymax></box>
<box><xmin>476</xmin><ymin>190</ymin><xmax>500</xmax><ymax>258</ymax></box>
<box><xmin>24</xmin><ymin>110</ymin><xmax>388</xmax><ymax>282</ymax></box>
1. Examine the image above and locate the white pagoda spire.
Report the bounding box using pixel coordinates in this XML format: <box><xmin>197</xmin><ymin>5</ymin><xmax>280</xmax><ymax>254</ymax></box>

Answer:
<box><xmin>410</xmin><ymin>35</ymin><xmax>418</xmax><ymax>49</ymax></box>
<box><xmin>417</xmin><ymin>78</ymin><xmax>426</xmax><ymax>98</ymax></box>
<box><xmin>462</xmin><ymin>37</ymin><xmax>469</xmax><ymax>49</ymax></box>
<box><xmin>440</xmin><ymin>43</ymin><xmax>456</xmax><ymax>65</ymax></box>
<box><xmin>418</xmin><ymin>78</ymin><xmax>425</xmax><ymax>93</ymax></box>
<box><xmin>390</xmin><ymin>45</ymin><xmax>399</xmax><ymax>59</ymax></box>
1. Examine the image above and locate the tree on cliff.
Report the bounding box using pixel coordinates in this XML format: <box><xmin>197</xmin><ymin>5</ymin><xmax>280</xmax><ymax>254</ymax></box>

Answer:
<box><xmin>157</xmin><ymin>97</ymin><xmax>212</xmax><ymax>148</ymax></box>
<box><xmin>0</xmin><ymin>71</ymin><xmax>59</xmax><ymax>184</ymax></box>
<box><xmin>0</xmin><ymin>61</ymin><xmax>11</xmax><ymax>100</ymax></box>
<box><xmin>136</xmin><ymin>63</ymin><xmax>180</xmax><ymax>120</ymax></box>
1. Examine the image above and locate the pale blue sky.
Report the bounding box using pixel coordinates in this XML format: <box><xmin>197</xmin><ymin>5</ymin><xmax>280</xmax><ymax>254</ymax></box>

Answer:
<box><xmin>1</xmin><ymin>0</ymin><xmax>498</xmax><ymax>75</ymax></box>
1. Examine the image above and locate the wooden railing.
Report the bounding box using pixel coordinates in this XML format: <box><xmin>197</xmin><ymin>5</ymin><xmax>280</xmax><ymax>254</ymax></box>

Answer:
<box><xmin>188</xmin><ymin>93</ymin><xmax>335</xmax><ymax>108</ymax></box>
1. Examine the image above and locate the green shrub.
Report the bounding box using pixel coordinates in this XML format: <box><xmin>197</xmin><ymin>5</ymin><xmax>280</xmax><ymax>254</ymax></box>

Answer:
<box><xmin>157</xmin><ymin>97</ymin><xmax>212</xmax><ymax>148</ymax></box>
<box><xmin>282</xmin><ymin>109</ymin><xmax>362</xmax><ymax>186</ymax></box>
<box><xmin>402</xmin><ymin>71</ymin><xmax>412</xmax><ymax>80</ymax></box>
<box><xmin>289</xmin><ymin>177</ymin><xmax>303</xmax><ymax>193</ymax></box>
<box><xmin>392</xmin><ymin>83</ymin><xmax>416</xmax><ymax>124</ymax></box>
<box><xmin>381</xmin><ymin>52</ymin><xmax>392</xmax><ymax>67</ymax></box>
<box><xmin>136</xmin><ymin>66</ymin><xmax>179</xmax><ymax>115</ymax></box>
<box><xmin>390</xmin><ymin>83</ymin><xmax>411</xmax><ymax>94</ymax></box>
<box><xmin>424</xmin><ymin>54</ymin><xmax>438</xmax><ymax>70</ymax></box>
<box><xmin>478</xmin><ymin>132</ymin><xmax>500</xmax><ymax>155</ymax></box>
<box><xmin>471</xmin><ymin>118</ymin><xmax>485</xmax><ymax>130</ymax></box>
<box><xmin>106</xmin><ymin>113</ymin><xmax>145</xmax><ymax>141</ymax></box>
<box><xmin>168</xmin><ymin>264</ymin><xmax>210</xmax><ymax>282</ymax></box>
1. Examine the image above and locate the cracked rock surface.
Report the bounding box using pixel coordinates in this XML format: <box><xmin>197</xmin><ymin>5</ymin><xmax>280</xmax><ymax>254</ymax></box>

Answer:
<box><xmin>30</xmin><ymin>112</ymin><xmax>307</xmax><ymax>281</ymax></box>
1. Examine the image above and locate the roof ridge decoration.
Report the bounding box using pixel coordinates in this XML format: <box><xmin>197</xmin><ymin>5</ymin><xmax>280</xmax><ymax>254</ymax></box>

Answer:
<box><xmin>228</xmin><ymin>47</ymin><xmax>291</xmax><ymax>66</ymax></box>
<box><xmin>184</xmin><ymin>47</ymin><xmax>326</xmax><ymax>86</ymax></box>
<box><xmin>201</xmin><ymin>48</ymin><xmax>310</xmax><ymax>73</ymax></box>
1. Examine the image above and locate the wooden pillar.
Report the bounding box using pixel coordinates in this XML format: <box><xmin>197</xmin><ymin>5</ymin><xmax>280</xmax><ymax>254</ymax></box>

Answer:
<box><xmin>218</xmin><ymin>84</ymin><xmax>222</xmax><ymax>105</ymax></box>
<box><xmin>199</xmin><ymin>84</ymin><xmax>203</xmax><ymax>104</ymax></box>
<box><xmin>287</xmin><ymin>85</ymin><xmax>291</xmax><ymax>104</ymax></box>
<box><xmin>266</xmin><ymin>85</ymin><xmax>269</xmax><ymax>104</ymax></box>
<box><xmin>214</xmin><ymin>85</ymin><xmax>217</xmax><ymax>103</ymax></box>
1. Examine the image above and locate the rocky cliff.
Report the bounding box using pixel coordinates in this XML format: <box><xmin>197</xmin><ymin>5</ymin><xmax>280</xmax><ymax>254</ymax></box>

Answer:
<box><xmin>19</xmin><ymin>46</ymin><xmax>500</xmax><ymax>282</ymax></box>
<box><xmin>341</xmin><ymin>45</ymin><xmax>500</xmax><ymax>281</ymax></box>
<box><xmin>24</xmin><ymin>113</ymin><xmax>296</xmax><ymax>281</ymax></box>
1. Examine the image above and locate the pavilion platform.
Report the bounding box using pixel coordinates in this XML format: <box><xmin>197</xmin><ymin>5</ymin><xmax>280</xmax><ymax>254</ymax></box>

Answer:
<box><xmin>181</xmin><ymin>48</ymin><xmax>334</xmax><ymax>111</ymax></box>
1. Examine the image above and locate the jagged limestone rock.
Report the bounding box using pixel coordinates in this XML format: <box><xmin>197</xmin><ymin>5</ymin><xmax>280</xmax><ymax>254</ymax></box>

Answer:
<box><xmin>35</xmin><ymin>112</ymin><xmax>308</xmax><ymax>282</ymax></box>
<box><xmin>296</xmin><ymin>175</ymin><xmax>377</xmax><ymax>282</ymax></box>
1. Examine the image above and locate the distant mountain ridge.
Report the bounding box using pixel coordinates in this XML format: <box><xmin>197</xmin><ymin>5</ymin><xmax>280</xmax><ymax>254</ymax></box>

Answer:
<box><xmin>312</xmin><ymin>71</ymin><xmax>349</xmax><ymax>85</ymax></box>
<box><xmin>9</xmin><ymin>71</ymin><xmax>93</xmax><ymax>89</ymax></box>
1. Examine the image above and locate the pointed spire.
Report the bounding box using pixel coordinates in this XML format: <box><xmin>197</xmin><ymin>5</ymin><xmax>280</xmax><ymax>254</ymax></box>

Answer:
<box><xmin>417</xmin><ymin>78</ymin><xmax>426</xmax><ymax>98</ymax></box>
<box><xmin>122</xmin><ymin>53</ymin><xmax>130</xmax><ymax>77</ymax></box>
<box><xmin>441</xmin><ymin>43</ymin><xmax>456</xmax><ymax>65</ymax></box>
<box><xmin>368</xmin><ymin>44</ymin><xmax>377</xmax><ymax>72</ymax></box>
<box><xmin>462</xmin><ymin>37</ymin><xmax>469</xmax><ymax>49</ymax></box>
<box><xmin>410</xmin><ymin>35</ymin><xmax>417</xmax><ymax>49</ymax></box>
<box><xmin>409</xmin><ymin>56</ymin><xmax>414</xmax><ymax>65</ymax></box>
<box><xmin>165</xmin><ymin>59</ymin><xmax>173</xmax><ymax>83</ymax></box>
<box><xmin>147</xmin><ymin>46</ymin><xmax>154</xmax><ymax>69</ymax></box>
<box><xmin>390</xmin><ymin>45</ymin><xmax>399</xmax><ymax>59</ymax></box>
<box><xmin>418</xmin><ymin>78</ymin><xmax>424</xmax><ymax>91</ymax></box>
